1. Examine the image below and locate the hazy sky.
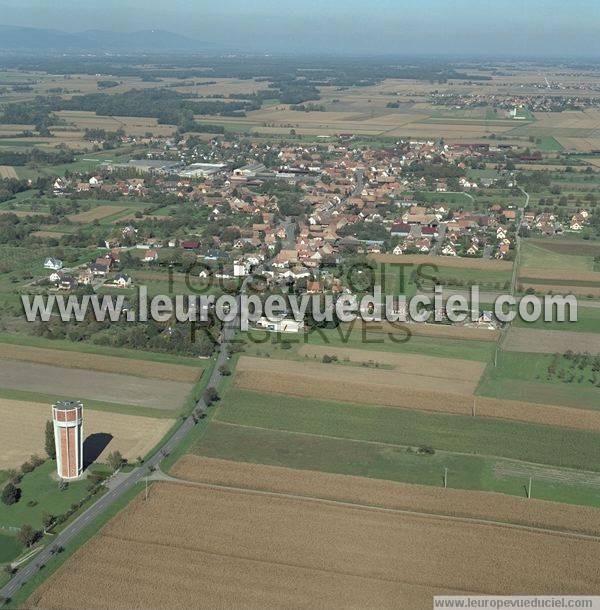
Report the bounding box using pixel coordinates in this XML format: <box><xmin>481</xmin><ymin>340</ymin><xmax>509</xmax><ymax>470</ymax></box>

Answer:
<box><xmin>0</xmin><ymin>0</ymin><xmax>598</xmax><ymax>56</ymax></box>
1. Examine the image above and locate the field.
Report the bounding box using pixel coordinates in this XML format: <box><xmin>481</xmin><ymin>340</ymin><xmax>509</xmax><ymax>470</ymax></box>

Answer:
<box><xmin>233</xmin><ymin>350</ymin><xmax>600</xmax><ymax>430</ymax></box>
<box><xmin>26</xmin><ymin>481</ymin><xmax>600</xmax><ymax>610</ymax></box>
<box><xmin>372</xmin><ymin>253</ymin><xmax>513</xmax><ymax>271</ymax></box>
<box><xmin>236</xmin><ymin>354</ymin><xmax>483</xmax><ymax>395</ymax></box>
<box><xmin>0</xmin><ymin>359</ymin><xmax>193</xmax><ymax>410</ymax></box>
<box><xmin>172</xmin><ymin>456</ymin><xmax>600</xmax><ymax>537</ymax></box>
<box><xmin>296</xmin><ymin>345</ymin><xmax>485</xmax><ymax>381</ymax></box>
<box><xmin>0</xmin><ymin>343</ymin><xmax>202</xmax><ymax>383</ymax></box>
<box><xmin>345</xmin><ymin>320</ymin><xmax>500</xmax><ymax>342</ymax></box>
<box><xmin>214</xmin><ymin>387</ymin><xmax>600</xmax><ymax>472</ymax></box>
<box><xmin>504</xmin><ymin>328</ymin><xmax>600</xmax><ymax>354</ymax></box>
<box><xmin>0</xmin><ymin>397</ymin><xmax>174</xmax><ymax>469</ymax></box>
<box><xmin>0</xmin><ymin>533</ymin><xmax>21</xmax><ymax>563</ymax></box>
<box><xmin>0</xmin><ymin>165</ymin><xmax>18</xmax><ymax>179</ymax></box>
<box><xmin>67</xmin><ymin>205</ymin><xmax>131</xmax><ymax>223</ymax></box>
<box><xmin>477</xmin><ymin>351</ymin><xmax>600</xmax><ymax>412</ymax></box>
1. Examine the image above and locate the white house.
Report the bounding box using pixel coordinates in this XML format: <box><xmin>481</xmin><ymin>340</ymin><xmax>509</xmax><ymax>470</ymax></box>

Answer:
<box><xmin>234</xmin><ymin>260</ymin><xmax>249</xmax><ymax>277</ymax></box>
<box><xmin>44</xmin><ymin>257</ymin><xmax>63</xmax><ymax>271</ymax></box>
<box><xmin>114</xmin><ymin>273</ymin><xmax>132</xmax><ymax>288</ymax></box>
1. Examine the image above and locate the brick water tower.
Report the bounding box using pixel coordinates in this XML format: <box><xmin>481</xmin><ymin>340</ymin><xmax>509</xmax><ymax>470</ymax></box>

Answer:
<box><xmin>52</xmin><ymin>400</ymin><xmax>83</xmax><ymax>480</ymax></box>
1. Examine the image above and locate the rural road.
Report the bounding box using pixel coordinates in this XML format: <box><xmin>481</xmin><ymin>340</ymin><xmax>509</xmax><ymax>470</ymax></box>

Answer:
<box><xmin>0</xmin><ymin>305</ymin><xmax>241</xmax><ymax>605</ymax></box>
<box><xmin>0</xmin><ymin>213</ymin><xmax>295</xmax><ymax>604</ymax></box>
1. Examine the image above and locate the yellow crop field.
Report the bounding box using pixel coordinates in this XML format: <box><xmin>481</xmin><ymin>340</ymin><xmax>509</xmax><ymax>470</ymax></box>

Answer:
<box><xmin>173</xmin><ymin>456</ymin><xmax>600</xmax><ymax>537</ymax></box>
<box><xmin>0</xmin><ymin>398</ymin><xmax>173</xmax><ymax>469</ymax></box>
<box><xmin>27</xmin><ymin>482</ymin><xmax>600</xmax><ymax>609</ymax></box>
<box><xmin>296</xmin><ymin>344</ymin><xmax>485</xmax><ymax>382</ymax></box>
<box><xmin>236</xmin><ymin>354</ymin><xmax>480</xmax><ymax>395</ymax></box>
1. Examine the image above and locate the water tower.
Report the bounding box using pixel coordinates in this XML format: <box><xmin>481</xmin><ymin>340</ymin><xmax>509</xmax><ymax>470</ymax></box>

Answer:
<box><xmin>52</xmin><ymin>400</ymin><xmax>83</xmax><ymax>480</ymax></box>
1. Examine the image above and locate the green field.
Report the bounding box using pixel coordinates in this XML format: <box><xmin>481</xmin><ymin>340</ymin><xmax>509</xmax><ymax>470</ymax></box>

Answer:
<box><xmin>241</xmin><ymin>325</ymin><xmax>497</xmax><ymax>362</ymax></box>
<box><xmin>513</xmin><ymin>305</ymin><xmax>600</xmax><ymax>333</ymax></box>
<box><xmin>477</xmin><ymin>352</ymin><xmax>600</xmax><ymax>410</ymax></box>
<box><xmin>0</xmin><ymin>532</ymin><xmax>22</xmax><ymax>564</ymax></box>
<box><xmin>213</xmin><ymin>388</ymin><xmax>600</xmax><ymax>472</ymax></box>
<box><xmin>520</xmin><ymin>240</ymin><xmax>597</xmax><ymax>271</ymax></box>
<box><xmin>193</xmin><ymin>421</ymin><xmax>600</xmax><ymax>508</ymax></box>
<box><xmin>0</xmin><ymin>461</ymin><xmax>91</xmax><ymax>530</ymax></box>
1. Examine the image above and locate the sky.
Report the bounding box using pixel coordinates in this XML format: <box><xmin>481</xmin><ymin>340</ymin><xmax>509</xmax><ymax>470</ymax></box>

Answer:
<box><xmin>0</xmin><ymin>0</ymin><xmax>598</xmax><ymax>57</ymax></box>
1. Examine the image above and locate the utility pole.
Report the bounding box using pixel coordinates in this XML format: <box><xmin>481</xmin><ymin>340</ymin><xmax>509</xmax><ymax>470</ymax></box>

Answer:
<box><xmin>444</xmin><ymin>468</ymin><xmax>448</xmax><ymax>489</ymax></box>
<box><xmin>145</xmin><ymin>475</ymin><xmax>149</xmax><ymax>501</ymax></box>
<box><xmin>528</xmin><ymin>477</ymin><xmax>532</xmax><ymax>499</ymax></box>
<box><xmin>471</xmin><ymin>398</ymin><xmax>476</xmax><ymax>417</ymax></box>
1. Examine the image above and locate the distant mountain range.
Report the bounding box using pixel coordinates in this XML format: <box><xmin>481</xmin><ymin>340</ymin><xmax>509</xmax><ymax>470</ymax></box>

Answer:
<box><xmin>0</xmin><ymin>25</ymin><xmax>216</xmax><ymax>53</ymax></box>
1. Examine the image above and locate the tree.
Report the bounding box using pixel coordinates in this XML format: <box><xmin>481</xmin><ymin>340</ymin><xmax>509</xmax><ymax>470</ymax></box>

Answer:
<box><xmin>1</xmin><ymin>482</ymin><xmax>21</xmax><ymax>505</ymax></box>
<box><xmin>45</xmin><ymin>420</ymin><xmax>56</xmax><ymax>459</ymax></box>
<box><xmin>17</xmin><ymin>524</ymin><xmax>40</xmax><ymax>548</ymax></box>
<box><xmin>42</xmin><ymin>512</ymin><xmax>55</xmax><ymax>531</ymax></box>
<box><xmin>202</xmin><ymin>387</ymin><xmax>219</xmax><ymax>406</ymax></box>
<box><xmin>218</xmin><ymin>364</ymin><xmax>231</xmax><ymax>376</ymax></box>
<box><xmin>107</xmin><ymin>450</ymin><xmax>125</xmax><ymax>472</ymax></box>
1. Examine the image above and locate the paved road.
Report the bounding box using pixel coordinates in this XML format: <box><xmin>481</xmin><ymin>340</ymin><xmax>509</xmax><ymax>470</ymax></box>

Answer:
<box><xmin>0</xmin><ymin>310</ymin><xmax>240</xmax><ymax>605</ymax></box>
<box><xmin>495</xmin><ymin>185</ymin><xmax>529</xmax><ymax>360</ymax></box>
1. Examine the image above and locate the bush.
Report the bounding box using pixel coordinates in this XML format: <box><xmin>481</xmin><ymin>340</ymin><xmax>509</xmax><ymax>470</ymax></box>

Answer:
<box><xmin>1</xmin><ymin>482</ymin><xmax>21</xmax><ymax>505</ymax></box>
<box><xmin>20</xmin><ymin>461</ymin><xmax>34</xmax><ymax>474</ymax></box>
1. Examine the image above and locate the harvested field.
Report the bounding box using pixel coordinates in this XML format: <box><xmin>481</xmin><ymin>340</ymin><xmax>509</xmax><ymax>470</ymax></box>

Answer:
<box><xmin>345</xmin><ymin>320</ymin><xmax>500</xmax><ymax>342</ymax></box>
<box><xmin>0</xmin><ymin>343</ymin><xmax>202</xmax><ymax>383</ymax></box>
<box><xmin>27</xmin><ymin>482</ymin><xmax>600</xmax><ymax>610</ymax></box>
<box><xmin>172</xmin><ymin>456</ymin><xmax>600</xmax><ymax>537</ymax></box>
<box><xmin>505</xmin><ymin>328</ymin><xmax>600</xmax><ymax>354</ymax></box>
<box><xmin>521</xmin><ymin>282</ymin><xmax>600</xmax><ymax>298</ymax></box>
<box><xmin>55</xmin><ymin>110</ymin><xmax>177</xmax><ymax>137</ymax></box>
<box><xmin>0</xmin><ymin>359</ymin><xmax>192</xmax><ymax>409</ymax></box>
<box><xmin>67</xmin><ymin>205</ymin><xmax>130</xmax><ymax>223</ymax></box>
<box><xmin>237</xmin><ymin>355</ymin><xmax>480</xmax><ymax>395</ymax></box>
<box><xmin>234</xmin><ymin>363</ymin><xmax>600</xmax><ymax>431</ymax></box>
<box><xmin>0</xmin><ymin>398</ymin><xmax>173</xmax><ymax>469</ymax></box>
<box><xmin>372</xmin><ymin>253</ymin><xmax>513</xmax><ymax>271</ymax></box>
<box><xmin>296</xmin><ymin>345</ymin><xmax>486</xmax><ymax>383</ymax></box>
<box><xmin>0</xmin><ymin>165</ymin><xmax>18</xmax><ymax>179</ymax></box>
<box><xmin>520</xmin><ymin>267</ymin><xmax>600</xmax><ymax>283</ymax></box>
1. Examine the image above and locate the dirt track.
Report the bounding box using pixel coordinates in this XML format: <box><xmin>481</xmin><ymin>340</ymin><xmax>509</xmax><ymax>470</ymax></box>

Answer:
<box><xmin>27</xmin><ymin>481</ymin><xmax>600</xmax><ymax>609</ymax></box>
